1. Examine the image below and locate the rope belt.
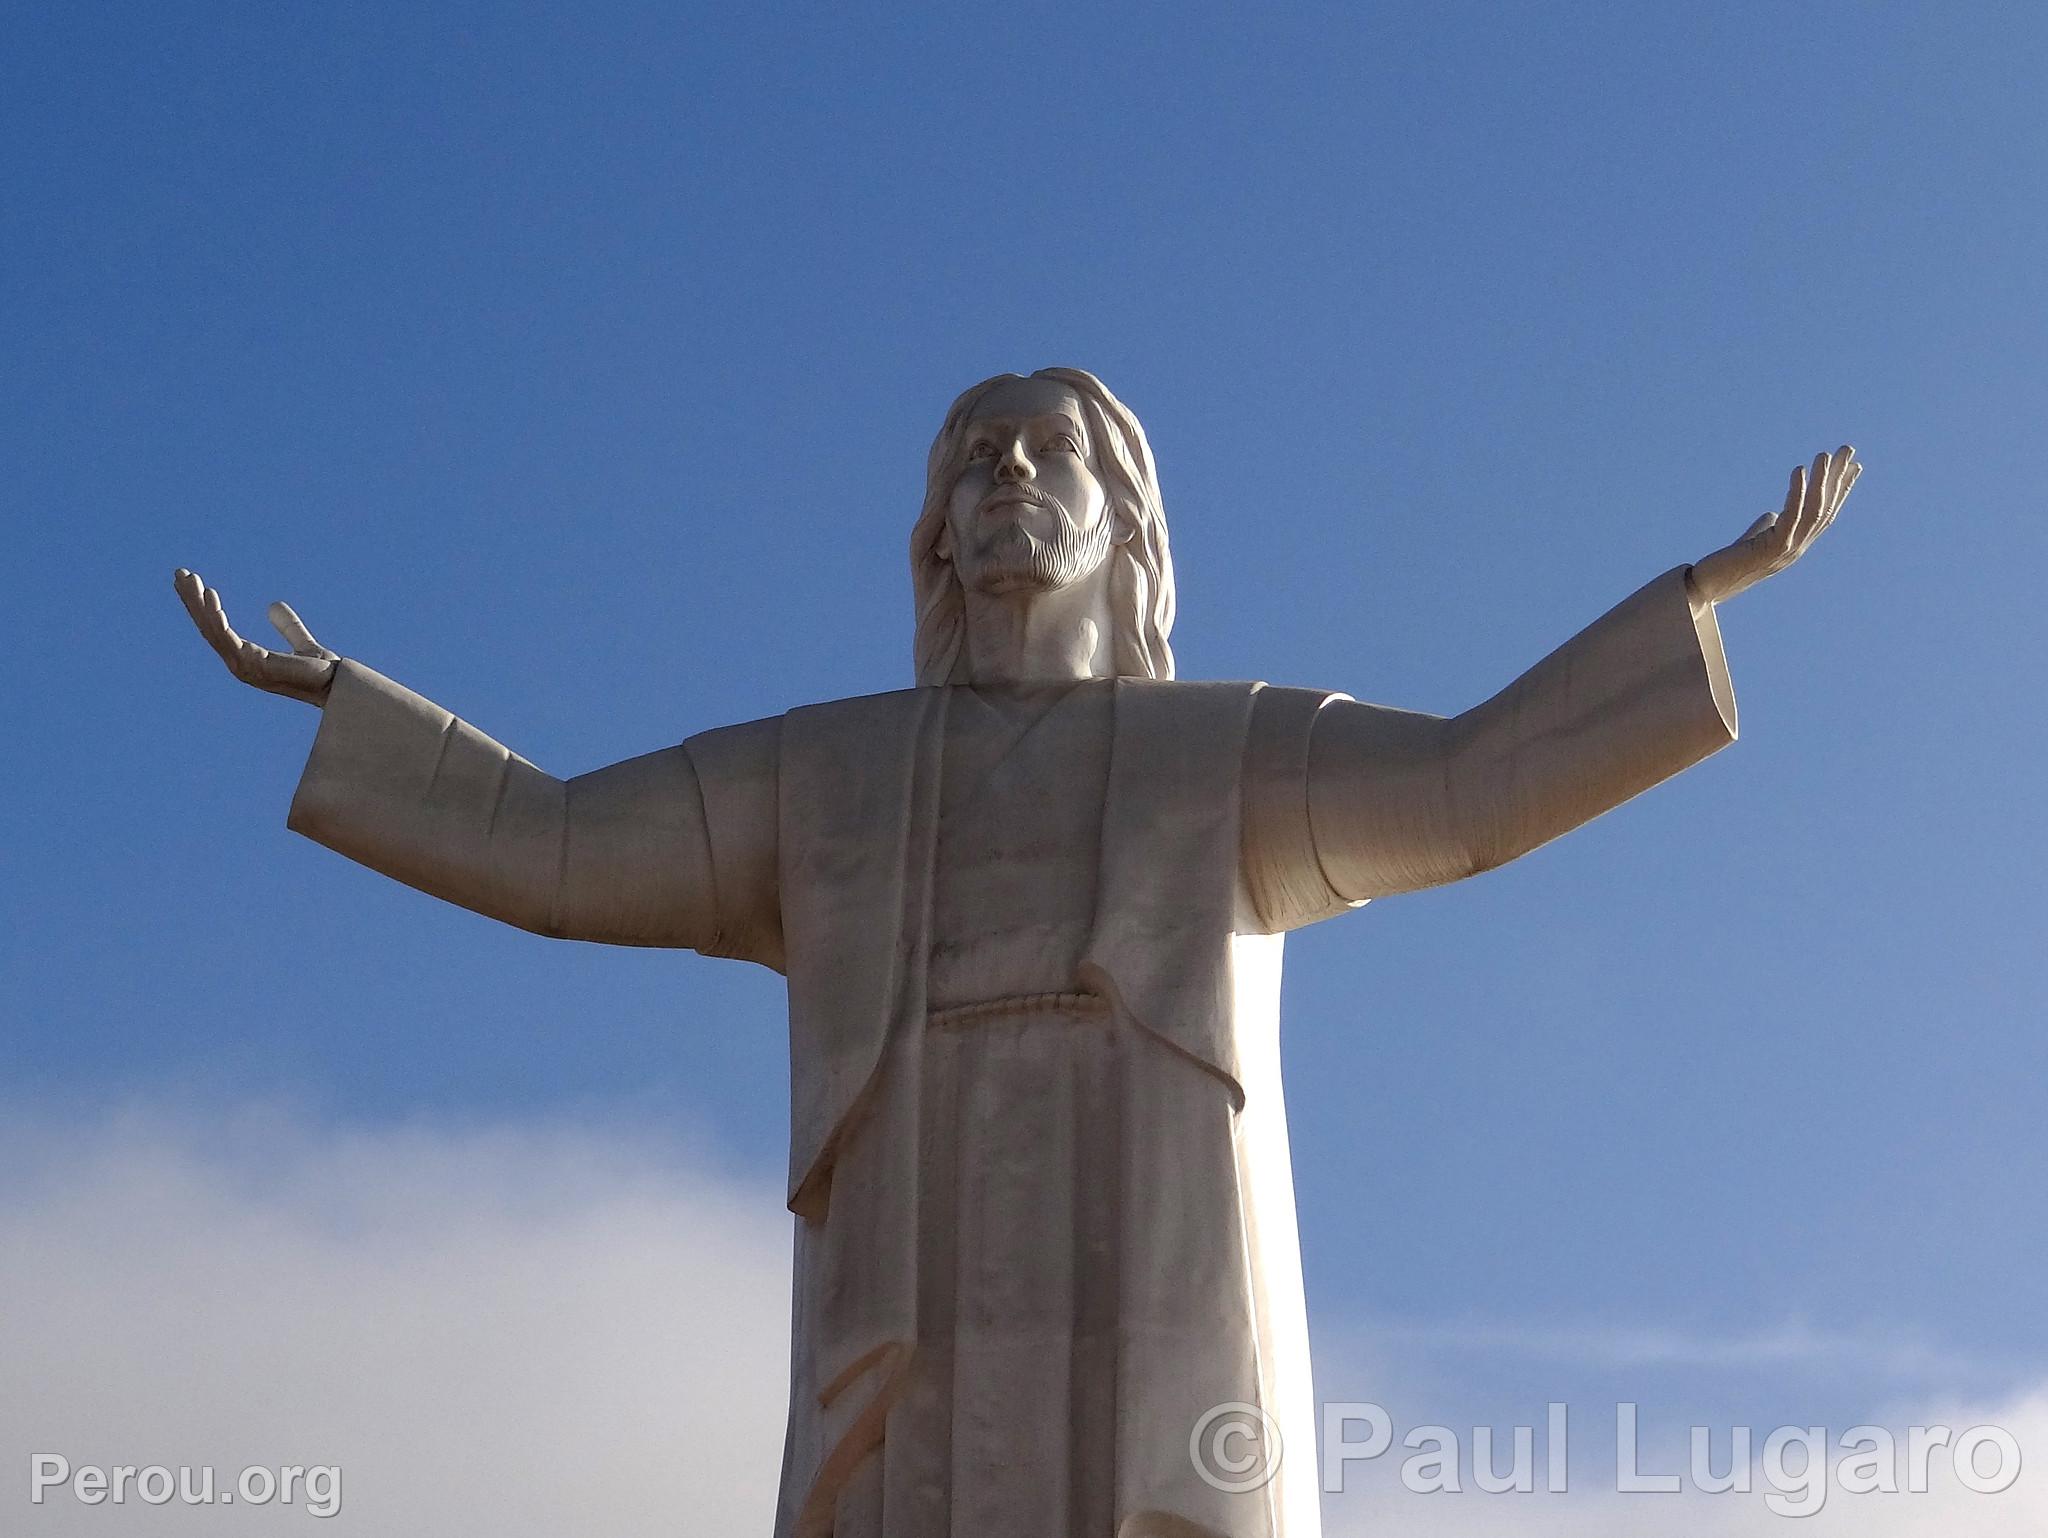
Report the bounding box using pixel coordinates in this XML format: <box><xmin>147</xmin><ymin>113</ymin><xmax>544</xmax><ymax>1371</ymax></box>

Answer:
<box><xmin>926</xmin><ymin>990</ymin><xmax>1111</xmax><ymax>1031</ymax></box>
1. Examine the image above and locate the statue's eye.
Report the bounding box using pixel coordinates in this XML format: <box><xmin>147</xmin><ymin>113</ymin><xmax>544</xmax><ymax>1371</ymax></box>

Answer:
<box><xmin>966</xmin><ymin>441</ymin><xmax>996</xmax><ymax>460</ymax></box>
<box><xmin>1042</xmin><ymin>434</ymin><xmax>1080</xmax><ymax>454</ymax></box>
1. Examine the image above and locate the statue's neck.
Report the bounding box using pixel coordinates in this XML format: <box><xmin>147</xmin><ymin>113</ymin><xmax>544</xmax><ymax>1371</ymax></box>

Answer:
<box><xmin>958</xmin><ymin>580</ymin><xmax>1116</xmax><ymax>688</ymax></box>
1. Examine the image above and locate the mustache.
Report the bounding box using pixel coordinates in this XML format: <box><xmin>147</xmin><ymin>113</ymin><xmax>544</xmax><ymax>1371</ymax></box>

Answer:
<box><xmin>975</xmin><ymin>484</ymin><xmax>1071</xmax><ymax>522</ymax></box>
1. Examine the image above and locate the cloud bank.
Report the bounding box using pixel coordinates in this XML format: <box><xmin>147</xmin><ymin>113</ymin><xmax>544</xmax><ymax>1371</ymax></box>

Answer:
<box><xmin>1</xmin><ymin>1104</ymin><xmax>792</xmax><ymax>1533</ymax></box>
<box><xmin>3</xmin><ymin>1104</ymin><xmax>2037</xmax><ymax>1534</ymax></box>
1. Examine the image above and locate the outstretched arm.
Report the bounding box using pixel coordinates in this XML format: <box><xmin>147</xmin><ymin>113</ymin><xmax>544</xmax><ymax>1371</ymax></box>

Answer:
<box><xmin>174</xmin><ymin>570</ymin><xmax>781</xmax><ymax>962</ymax></box>
<box><xmin>1295</xmin><ymin>448</ymin><xmax>1860</xmax><ymax>905</ymax></box>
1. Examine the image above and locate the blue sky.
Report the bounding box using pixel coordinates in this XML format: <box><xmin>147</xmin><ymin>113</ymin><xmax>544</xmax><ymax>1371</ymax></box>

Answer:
<box><xmin>5</xmin><ymin>1</ymin><xmax>2045</xmax><ymax>1529</ymax></box>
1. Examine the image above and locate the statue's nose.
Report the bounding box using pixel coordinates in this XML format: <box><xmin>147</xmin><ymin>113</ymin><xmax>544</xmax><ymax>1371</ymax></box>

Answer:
<box><xmin>995</xmin><ymin>441</ymin><xmax>1035</xmax><ymax>481</ymax></box>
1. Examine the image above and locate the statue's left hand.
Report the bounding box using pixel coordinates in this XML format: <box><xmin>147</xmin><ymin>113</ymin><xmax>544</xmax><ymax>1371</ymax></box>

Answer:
<box><xmin>1689</xmin><ymin>446</ymin><xmax>1861</xmax><ymax>605</ymax></box>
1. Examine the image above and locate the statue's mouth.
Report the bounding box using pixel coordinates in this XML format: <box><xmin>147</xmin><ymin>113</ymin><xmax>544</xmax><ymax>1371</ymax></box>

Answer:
<box><xmin>979</xmin><ymin>488</ymin><xmax>1047</xmax><ymax>514</ymax></box>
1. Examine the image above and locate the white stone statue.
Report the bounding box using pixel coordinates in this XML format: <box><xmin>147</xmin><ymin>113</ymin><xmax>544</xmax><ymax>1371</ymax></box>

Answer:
<box><xmin>176</xmin><ymin>369</ymin><xmax>1860</xmax><ymax>1538</ymax></box>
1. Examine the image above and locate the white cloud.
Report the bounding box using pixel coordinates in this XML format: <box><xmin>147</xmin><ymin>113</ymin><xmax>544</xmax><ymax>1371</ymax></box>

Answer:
<box><xmin>1353</xmin><ymin>1315</ymin><xmax>2012</xmax><ymax>1381</ymax></box>
<box><xmin>0</xmin><ymin>1103</ymin><xmax>793</xmax><ymax>1533</ymax></box>
<box><xmin>3</xmin><ymin>1103</ymin><xmax>2039</xmax><ymax>1537</ymax></box>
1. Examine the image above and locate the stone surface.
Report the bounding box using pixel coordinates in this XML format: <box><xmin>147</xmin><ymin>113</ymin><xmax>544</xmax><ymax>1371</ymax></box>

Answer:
<box><xmin>176</xmin><ymin>370</ymin><xmax>1859</xmax><ymax>1538</ymax></box>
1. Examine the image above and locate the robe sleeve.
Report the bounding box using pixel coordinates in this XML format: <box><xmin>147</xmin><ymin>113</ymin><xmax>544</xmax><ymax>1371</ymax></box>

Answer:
<box><xmin>286</xmin><ymin>658</ymin><xmax>783</xmax><ymax>967</ymax></box>
<box><xmin>1242</xmin><ymin>566</ymin><xmax>1738</xmax><ymax>925</ymax></box>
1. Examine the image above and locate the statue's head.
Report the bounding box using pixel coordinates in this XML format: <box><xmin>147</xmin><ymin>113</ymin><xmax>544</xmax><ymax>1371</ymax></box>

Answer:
<box><xmin>910</xmin><ymin>368</ymin><xmax>1175</xmax><ymax>685</ymax></box>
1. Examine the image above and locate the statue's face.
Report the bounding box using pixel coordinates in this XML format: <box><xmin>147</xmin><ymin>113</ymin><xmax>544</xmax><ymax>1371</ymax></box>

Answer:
<box><xmin>941</xmin><ymin>376</ymin><xmax>1119</xmax><ymax>597</ymax></box>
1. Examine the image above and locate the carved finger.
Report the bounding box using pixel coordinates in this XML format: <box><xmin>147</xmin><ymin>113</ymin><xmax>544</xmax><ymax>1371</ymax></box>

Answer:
<box><xmin>1821</xmin><ymin>457</ymin><xmax>1861</xmax><ymax>533</ymax></box>
<box><xmin>198</xmin><ymin>587</ymin><xmax>251</xmax><ymax>673</ymax></box>
<box><xmin>1802</xmin><ymin>451</ymin><xmax>1830</xmax><ymax>532</ymax></box>
<box><xmin>1814</xmin><ymin>461</ymin><xmax>1841</xmax><ymax>530</ymax></box>
<box><xmin>1741</xmin><ymin>510</ymin><xmax>1778</xmax><ymax>542</ymax></box>
<box><xmin>1782</xmin><ymin>453</ymin><xmax>1826</xmax><ymax>563</ymax></box>
<box><xmin>1797</xmin><ymin>459</ymin><xmax>1833</xmax><ymax>552</ymax></box>
<box><xmin>175</xmin><ymin>569</ymin><xmax>216</xmax><ymax>641</ymax></box>
<box><xmin>202</xmin><ymin>586</ymin><xmax>234</xmax><ymax>643</ymax></box>
<box><xmin>1781</xmin><ymin>465</ymin><xmax>1804</xmax><ymax>516</ymax></box>
<box><xmin>1777</xmin><ymin>466</ymin><xmax>1805</xmax><ymax>553</ymax></box>
<box><xmin>1838</xmin><ymin>459</ymin><xmax>1863</xmax><ymax>506</ymax></box>
<box><xmin>1804</xmin><ymin>453</ymin><xmax>1861</xmax><ymax>547</ymax></box>
<box><xmin>176</xmin><ymin>569</ymin><xmax>223</xmax><ymax>634</ymax></box>
<box><xmin>267</xmin><ymin>601</ymin><xmax>333</xmax><ymax>659</ymax></box>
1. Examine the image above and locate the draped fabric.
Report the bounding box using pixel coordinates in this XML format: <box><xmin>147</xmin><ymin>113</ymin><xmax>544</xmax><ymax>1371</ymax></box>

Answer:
<box><xmin>775</xmin><ymin>680</ymin><xmax>1311</xmax><ymax>1538</ymax></box>
<box><xmin>820</xmin><ymin>1001</ymin><xmax>1261</xmax><ymax>1537</ymax></box>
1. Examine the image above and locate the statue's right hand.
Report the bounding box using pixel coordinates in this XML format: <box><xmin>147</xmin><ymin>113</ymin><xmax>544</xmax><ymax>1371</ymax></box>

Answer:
<box><xmin>174</xmin><ymin>568</ymin><xmax>339</xmax><ymax>705</ymax></box>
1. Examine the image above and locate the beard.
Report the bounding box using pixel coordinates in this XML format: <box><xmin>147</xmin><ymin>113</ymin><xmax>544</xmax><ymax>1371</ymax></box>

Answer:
<box><xmin>964</xmin><ymin>490</ymin><xmax>1117</xmax><ymax>595</ymax></box>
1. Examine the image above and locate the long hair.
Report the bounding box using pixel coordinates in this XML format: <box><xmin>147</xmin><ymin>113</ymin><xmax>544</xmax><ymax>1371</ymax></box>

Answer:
<box><xmin>908</xmin><ymin>367</ymin><xmax>1176</xmax><ymax>685</ymax></box>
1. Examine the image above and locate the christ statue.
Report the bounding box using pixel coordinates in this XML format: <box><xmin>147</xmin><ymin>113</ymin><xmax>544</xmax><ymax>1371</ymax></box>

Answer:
<box><xmin>176</xmin><ymin>368</ymin><xmax>1859</xmax><ymax>1538</ymax></box>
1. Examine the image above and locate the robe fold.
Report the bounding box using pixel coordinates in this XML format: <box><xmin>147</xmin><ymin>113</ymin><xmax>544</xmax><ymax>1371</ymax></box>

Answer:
<box><xmin>284</xmin><ymin>565</ymin><xmax>1736</xmax><ymax>1537</ymax></box>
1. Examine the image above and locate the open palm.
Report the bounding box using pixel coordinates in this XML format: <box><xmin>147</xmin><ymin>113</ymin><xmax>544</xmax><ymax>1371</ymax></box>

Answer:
<box><xmin>174</xmin><ymin>568</ymin><xmax>338</xmax><ymax>705</ymax></box>
<box><xmin>1690</xmin><ymin>446</ymin><xmax>1861</xmax><ymax>604</ymax></box>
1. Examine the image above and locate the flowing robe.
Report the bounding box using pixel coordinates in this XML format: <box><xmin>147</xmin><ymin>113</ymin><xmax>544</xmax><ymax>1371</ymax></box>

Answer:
<box><xmin>285</xmin><ymin>567</ymin><xmax>1736</xmax><ymax>1537</ymax></box>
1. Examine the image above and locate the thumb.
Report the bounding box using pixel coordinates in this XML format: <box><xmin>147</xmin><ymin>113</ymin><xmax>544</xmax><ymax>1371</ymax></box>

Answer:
<box><xmin>1741</xmin><ymin>510</ymin><xmax>1778</xmax><ymax>541</ymax></box>
<box><xmin>267</xmin><ymin>601</ymin><xmax>332</xmax><ymax>658</ymax></box>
